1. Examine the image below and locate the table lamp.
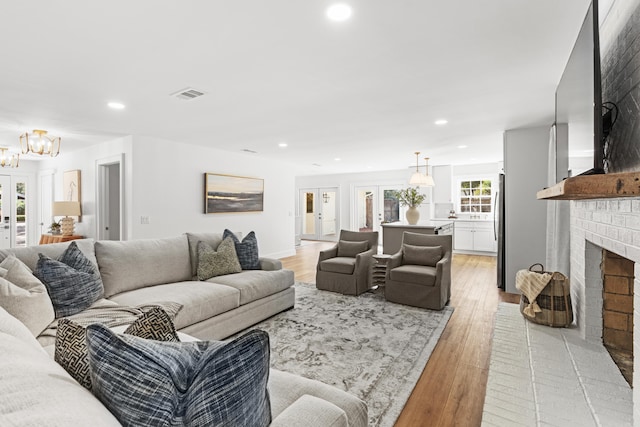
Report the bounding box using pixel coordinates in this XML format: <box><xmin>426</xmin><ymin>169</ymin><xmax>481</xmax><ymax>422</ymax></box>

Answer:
<box><xmin>52</xmin><ymin>201</ymin><xmax>81</xmax><ymax>236</ymax></box>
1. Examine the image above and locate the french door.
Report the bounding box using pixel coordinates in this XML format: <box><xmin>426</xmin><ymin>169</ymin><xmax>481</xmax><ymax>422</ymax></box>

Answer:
<box><xmin>353</xmin><ymin>185</ymin><xmax>402</xmax><ymax>233</ymax></box>
<box><xmin>0</xmin><ymin>175</ymin><xmax>29</xmax><ymax>248</ymax></box>
<box><xmin>299</xmin><ymin>188</ymin><xmax>339</xmax><ymax>241</ymax></box>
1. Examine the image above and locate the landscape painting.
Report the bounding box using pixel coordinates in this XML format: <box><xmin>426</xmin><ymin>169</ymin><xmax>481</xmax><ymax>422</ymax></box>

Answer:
<box><xmin>205</xmin><ymin>173</ymin><xmax>264</xmax><ymax>214</ymax></box>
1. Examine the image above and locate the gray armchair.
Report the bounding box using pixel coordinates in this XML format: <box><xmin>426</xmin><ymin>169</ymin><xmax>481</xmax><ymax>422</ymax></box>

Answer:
<box><xmin>385</xmin><ymin>232</ymin><xmax>452</xmax><ymax>310</ymax></box>
<box><xmin>316</xmin><ymin>230</ymin><xmax>379</xmax><ymax>296</ymax></box>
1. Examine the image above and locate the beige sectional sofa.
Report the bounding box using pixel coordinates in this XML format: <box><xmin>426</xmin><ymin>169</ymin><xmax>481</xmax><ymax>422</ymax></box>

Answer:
<box><xmin>0</xmin><ymin>233</ymin><xmax>367</xmax><ymax>427</ymax></box>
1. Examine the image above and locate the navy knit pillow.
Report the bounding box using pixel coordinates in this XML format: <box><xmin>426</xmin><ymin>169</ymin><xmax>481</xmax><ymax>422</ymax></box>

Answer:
<box><xmin>35</xmin><ymin>242</ymin><xmax>103</xmax><ymax>318</ymax></box>
<box><xmin>223</xmin><ymin>229</ymin><xmax>261</xmax><ymax>270</ymax></box>
<box><xmin>86</xmin><ymin>325</ymin><xmax>272</xmax><ymax>427</ymax></box>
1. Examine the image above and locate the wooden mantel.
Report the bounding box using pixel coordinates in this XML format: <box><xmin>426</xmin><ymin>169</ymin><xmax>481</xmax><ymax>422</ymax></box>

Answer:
<box><xmin>537</xmin><ymin>171</ymin><xmax>640</xmax><ymax>200</ymax></box>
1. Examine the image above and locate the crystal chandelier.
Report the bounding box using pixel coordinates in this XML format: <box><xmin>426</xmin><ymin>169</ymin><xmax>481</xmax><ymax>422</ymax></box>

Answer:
<box><xmin>19</xmin><ymin>129</ymin><xmax>61</xmax><ymax>157</ymax></box>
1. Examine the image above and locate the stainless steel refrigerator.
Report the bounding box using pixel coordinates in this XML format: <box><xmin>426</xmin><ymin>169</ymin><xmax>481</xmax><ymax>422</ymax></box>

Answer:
<box><xmin>495</xmin><ymin>173</ymin><xmax>505</xmax><ymax>289</ymax></box>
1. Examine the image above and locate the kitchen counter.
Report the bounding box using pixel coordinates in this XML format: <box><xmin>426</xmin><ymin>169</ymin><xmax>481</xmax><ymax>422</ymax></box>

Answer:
<box><xmin>432</xmin><ymin>217</ymin><xmax>493</xmax><ymax>222</ymax></box>
<box><xmin>381</xmin><ymin>221</ymin><xmax>453</xmax><ymax>254</ymax></box>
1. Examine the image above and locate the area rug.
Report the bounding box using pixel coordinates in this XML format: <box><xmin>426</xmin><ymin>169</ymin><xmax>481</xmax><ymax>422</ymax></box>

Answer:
<box><xmin>244</xmin><ymin>282</ymin><xmax>453</xmax><ymax>426</ymax></box>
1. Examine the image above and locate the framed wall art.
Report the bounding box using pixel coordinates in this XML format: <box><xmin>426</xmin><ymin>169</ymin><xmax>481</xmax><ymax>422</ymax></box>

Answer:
<box><xmin>63</xmin><ymin>169</ymin><xmax>82</xmax><ymax>222</ymax></box>
<box><xmin>204</xmin><ymin>173</ymin><xmax>264</xmax><ymax>214</ymax></box>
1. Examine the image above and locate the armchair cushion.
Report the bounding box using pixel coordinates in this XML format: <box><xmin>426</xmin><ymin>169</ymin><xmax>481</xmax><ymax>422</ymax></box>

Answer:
<box><xmin>390</xmin><ymin>265</ymin><xmax>437</xmax><ymax>286</ymax></box>
<box><xmin>402</xmin><ymin>244</ymin><xmax>442</xmax><ymax>267</ymax></box>
<box><xmin>319</xmin><ymin>257</ymin><xmax>356</xmax><ymax>275</ymax></box>
<box><xmin>337</xmin><ymin>240</ymin><xmax>369</xmax><ymax>258</ymax></box>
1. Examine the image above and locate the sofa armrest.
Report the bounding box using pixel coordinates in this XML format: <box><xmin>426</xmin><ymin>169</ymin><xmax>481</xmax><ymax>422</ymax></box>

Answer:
<box><xmin>317</xmin><ymin>245</ymin><xmax>339</xmax><ymax>269</ymax></box>
<box><xmin>386</xmin><ymin>251</ymin><xmax>403</xmax><ymax>278</ymax></box>
<box><xmin>270</xmin><ymin>395</ymin><xmax>348</xmax><ymax>427</ymax></box>
<box><xmin>260</xmin><ymin>257</ymin><xmax>282</xmax><ymax>271</ymax></box>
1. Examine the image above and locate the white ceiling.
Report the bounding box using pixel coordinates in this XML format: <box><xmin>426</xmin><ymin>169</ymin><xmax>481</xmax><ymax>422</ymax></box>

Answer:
<box><xmin>0</xmin><ymin>0</ymin><xmax>591</xmax><ymax>175</ymax></box>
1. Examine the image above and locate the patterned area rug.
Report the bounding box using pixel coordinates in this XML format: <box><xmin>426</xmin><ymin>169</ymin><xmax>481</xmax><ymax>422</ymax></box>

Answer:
<box><xmin>245</xmin><ymin>282</ymin><xmax>453</xmax><ymax>426</ymax></box>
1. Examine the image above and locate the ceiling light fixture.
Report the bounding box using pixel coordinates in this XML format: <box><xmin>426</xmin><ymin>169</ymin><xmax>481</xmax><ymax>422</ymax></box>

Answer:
<box><xmin>0</xmin><ymin>147</ymin><xmax>19</xmax><ymax>168</ymax></box>
<box><xmin>278</xmin><ymin>142</ymin><xmax>288</xmax><ymax>148</ymax></box>
<box><xmin>107</xmin><ymin>102</ymin><xmax>125</xmax><ymax>109</ymax></box>
<box><xmin>409</xmin><ymin>152</ymin><xmax>435</xmax><ymax>187</ymax></box>
<box><xmin>422</xmin><ymin>157</ymin><xmax>435</xmax><ymax>187</ymax></box>
<box><xmin>19</xmin><ymin>129</ymin><xmax>61</xmax><ymax>157</ymax></box>
<box><xmin>458</xmin><ymin>145</ymin><xmax>468</xmax><ymax>149</ymax></box>
<box><xmin>334</xmin><ymin>158</ymin><xmax>341</xmax><ymax>161</ymax></box>
<box><xmin>326</xmin><ymin>3</ymin><xmax>353</xmax><ymax>22</ymax></box>
<box><xmin>435</xmin><ymin>119</ymin><xmax>448</xmax><ymax>125</ymax></box>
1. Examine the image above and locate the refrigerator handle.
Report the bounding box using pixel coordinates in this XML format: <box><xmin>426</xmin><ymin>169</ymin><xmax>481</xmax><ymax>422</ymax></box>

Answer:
<box><xmin>493</xmin><ymin>192</ymin><xmax>499</xmax><ymax>240</ymax></box>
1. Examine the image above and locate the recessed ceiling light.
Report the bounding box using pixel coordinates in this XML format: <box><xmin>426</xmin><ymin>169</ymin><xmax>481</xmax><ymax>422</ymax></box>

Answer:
<box><xmin>458</xmin><ymin>145</ymin><xmax>468</xmax><ymax>149</ymax></box>
<box><xmin>326</xmin><ymin>3</ymin><xmax>353</xmax><ymax>22</ymax></box>
<box><xmin>107</xmin><ymin>102</ymin><xmax>125</xmax><ymax>110</ymax></box>
<box><xmin>435</xmin><ymin>119</ymin><xmax>448</xmax><ymax>125</ymax></box>
<box><xmin>334</xmin><ymin>158</ymin><xmax>341</xmax><ymax>161</ymax></box>
<box><xmin>278</xmin><ymin>142</ymin><xmax>288</xmax><ymax>148</ymax></box>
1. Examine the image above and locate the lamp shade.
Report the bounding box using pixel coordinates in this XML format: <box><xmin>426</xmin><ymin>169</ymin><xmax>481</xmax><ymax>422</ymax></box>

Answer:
<box><xmin>409</xmin><ymin>172</ymin><xmax>428</xmax><ymax>186</ymax></box>
<box><xmin>52</xmin><ymin>201</ymin><xmax>81</xmax><ymax>217</ymax></box>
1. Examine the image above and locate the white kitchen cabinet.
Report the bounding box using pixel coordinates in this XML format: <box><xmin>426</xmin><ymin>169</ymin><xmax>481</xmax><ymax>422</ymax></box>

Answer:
<box><xmin>454</xmin><ymin>221</ymin><xmax>496</xmax><ymax>253</ymax></box>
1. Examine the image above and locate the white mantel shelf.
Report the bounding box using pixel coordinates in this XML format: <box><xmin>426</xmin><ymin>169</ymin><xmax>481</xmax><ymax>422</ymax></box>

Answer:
<box><xmin>536</xmin><ymin>171</ymin><xmax>640</xmax><ymax>200</ymax></box>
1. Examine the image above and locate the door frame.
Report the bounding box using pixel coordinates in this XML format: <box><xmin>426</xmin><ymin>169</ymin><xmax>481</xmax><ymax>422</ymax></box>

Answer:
<box><xmin>351</xmin><ymin>181</ymin><xmax>406</xmax><ymax>233</ymax></box>
<box><xmin>96</xmin><ymin>154</ymin><xmax>125</xmax><ymax>241</ymax></box>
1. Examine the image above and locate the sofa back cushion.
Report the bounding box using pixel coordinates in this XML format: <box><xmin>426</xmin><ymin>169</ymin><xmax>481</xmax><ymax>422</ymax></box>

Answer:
<box><xmin>97</xmin><ymin>235</ymin><xmax>192</xmax><ymax>298</ymax></box>
<box><xmin>186</xmin><ymin>232</ymin><xmax>223</xmax><ymax>277</ymax></box>
<box><xmin>0</xmin><ymin>238</ymin><xmax>97</xmax><ymax>272</ymax></box>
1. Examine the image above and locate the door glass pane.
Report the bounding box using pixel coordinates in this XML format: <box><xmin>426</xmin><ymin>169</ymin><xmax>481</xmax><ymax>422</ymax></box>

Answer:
<box><xmin>356</xmin><ymin>189</ymin><xmax>374</xmax><ymax>232</ymax></box>
<box><xmin>383</xmin><ymin>190</ymin><xmax>399</xmax><ymax>223</ymax></box>
<box><xmin>320</xmin><ymin>191</ymin><xmax>336</xmax><ymax>238</ymax></box>
<box><xmin>301</xmin><ymin>192</ymin><xmax>315</xmax><ymax>235</ymax></box>
<box><xmin>16</xmin><ymin>181</ymin><xmax>26</xmax><ymax>247</ymax></box>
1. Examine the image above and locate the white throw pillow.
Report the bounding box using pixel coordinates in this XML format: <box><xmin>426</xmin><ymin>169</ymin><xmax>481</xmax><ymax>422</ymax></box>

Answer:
<box><xmin>0</xmin><ymin>255</ymin><xmax>55</xmax><ymax>336</ymax></box>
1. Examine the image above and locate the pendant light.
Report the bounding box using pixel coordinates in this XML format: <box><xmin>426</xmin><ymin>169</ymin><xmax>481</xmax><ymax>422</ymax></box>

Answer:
<box><xmin>409</xmin><ymin>152</ymin><xmax>429</xmax><ymax>186</ymax></box>
<box><xmin>423</xmin><ymin>157</ymin><xmax>435</xmax><ymax>187</ymax></box>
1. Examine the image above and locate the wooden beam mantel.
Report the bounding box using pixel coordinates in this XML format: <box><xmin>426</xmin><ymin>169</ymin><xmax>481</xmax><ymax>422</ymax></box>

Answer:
<box><xmin>537</xmin><ymin>172</ymin><xmax>640</xmax><ymax>200</ymax></box>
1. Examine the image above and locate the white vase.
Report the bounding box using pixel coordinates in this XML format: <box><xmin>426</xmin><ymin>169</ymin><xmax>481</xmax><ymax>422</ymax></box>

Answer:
<box><xmin>406</xmin><ymin>206</ymin><xmax>420</xmax><ymax>225</ymax></box>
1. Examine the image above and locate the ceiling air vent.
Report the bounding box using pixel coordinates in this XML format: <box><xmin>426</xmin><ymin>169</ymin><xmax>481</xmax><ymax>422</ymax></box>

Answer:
<box><xmin>171</xmin><ymin>88</ymin><xmax>205</xmax><ymax>101</ymax></box>
<box><xmin>241</xmin><ymin>149</ymin><xmax>257</xmax><ymax>154</ymax></box>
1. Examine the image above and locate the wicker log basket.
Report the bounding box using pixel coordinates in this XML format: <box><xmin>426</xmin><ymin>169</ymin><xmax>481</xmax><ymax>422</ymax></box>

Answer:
<box><xmin>518</xmin><ymin>263</ymin><xmax>573</xmax><ymax>328</ymax></box>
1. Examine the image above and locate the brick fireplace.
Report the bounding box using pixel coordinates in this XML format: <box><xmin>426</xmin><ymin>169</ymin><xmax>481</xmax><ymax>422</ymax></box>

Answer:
<box><xmin>571</xmin><ymin>199</ymin><xmax>640</xmax><ymax>419</ymax></box>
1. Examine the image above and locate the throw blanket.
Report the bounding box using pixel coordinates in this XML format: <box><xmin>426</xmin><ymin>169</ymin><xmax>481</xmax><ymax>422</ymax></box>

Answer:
<box><xmin>38</xmin><ymin>300</ymin><xmax>183</xmax><ymax>344</ymax></box>
<box><xmin>515</xmin><ymin>269</ymin><xmax>552</xmax><ymax>318</ymax></box>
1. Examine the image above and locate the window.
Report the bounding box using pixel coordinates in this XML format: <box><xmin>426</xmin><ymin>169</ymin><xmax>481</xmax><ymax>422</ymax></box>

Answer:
<box><xmin>459</xmin><ymin>179</ymin><xmax>493</xmax><ymax>213</ymax></box>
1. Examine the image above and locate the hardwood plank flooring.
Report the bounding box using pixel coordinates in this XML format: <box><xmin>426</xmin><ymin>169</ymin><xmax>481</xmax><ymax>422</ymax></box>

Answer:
<box><xmin>280</xmin><ymin>241</ymin><xmax>520</xmax><ymax>427</ymax></box>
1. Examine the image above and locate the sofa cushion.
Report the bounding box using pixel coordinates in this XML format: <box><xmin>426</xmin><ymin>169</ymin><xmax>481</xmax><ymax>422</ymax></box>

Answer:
<box><xmin>223</xmin><ymin>229</ymin><xmax>261</xmax><ymax>270</ymax></box>
<box><xmin>108</xmin><ymin>281</ymin><xmax>241</xmax><ymax>330</ymax></box>
<box><xmin>0</xmin><ymin>238</ymin><xmax>97</xmax><ymax>272</ymax></box>
<box><xmin>402</xmin><ymin>244</ymin><xmax>443</xmax><ymax>267</ymax></box>
<box><xmin>96</xmin><ymin>236</ymin><xmax>192</xmax><ymax>298</ymax></box>
<box><xmin>197</xmin><ymin>237</ymin><xmax>242</xmax><ymax>280</ymax></box>
<box><xmin>337</xmin><ymin>240</ymin><xmax>369</xmax><ymax>258</ymax></box>
<box><xmin>35</xmin><ymin>242</ymin><xmax>104</xmax><ymax>318</ymax></box>
<box><xmin>208</xmin><ymin>269</ymin><xmax>295</xmax><ymax>305</ymax></box>
<box><xmin>0</xmin><ymin>255</ymin><xmax>55</xmax><ymax>336</ymax></box>
<box><xmin>390</xmin><ymin>264</ymin><xmax>437</xmax><ymax>286</ymax></box>
<box><xmin>55</xmin><ymin>307</ymin><xmax>180</xmax><ymax>390</ymax></box>
<box><xmin>186</xmin><ymin>232</ymin><xmax>223</xmax><ymax>277</ymax></box>
<box><xmin>320</xmin><ymin>257</ymin><xmax>356</xmax><ymax>275</ymax></box>
<box><xmin>0</xmin><ymin>308</ymin><xmax>121</xmax><ymax>427</ymax></box>
<box><xmin>86</xmin><ymin>325</ymin><xmax>272</xmax><ymax>427</ymax></box>
<box><xmin>270</xmin><ymin>395</ymin><xmax>348</xmax><ymax>427</ymax></box>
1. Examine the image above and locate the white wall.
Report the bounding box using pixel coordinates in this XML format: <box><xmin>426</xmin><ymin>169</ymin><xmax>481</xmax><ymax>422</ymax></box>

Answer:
<box><xmin>503</xmin><ymin>126</ymin><xmax>549</xmax><ymax>294</ymax></box>
<box><xmin>129</xmin><ymin>136</ymin><xmax>296</xmax><ymax>259</ymax></box>
<box><xmin>39</xmin><ymin>136</ymin><xmax>134</xmax><ymax>240</ymax></box>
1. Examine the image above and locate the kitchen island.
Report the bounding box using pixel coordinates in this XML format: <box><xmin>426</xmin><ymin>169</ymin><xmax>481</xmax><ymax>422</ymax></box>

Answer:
<box><xmin>381</xmin><ymin>221</ymin><xmax>454</xmax><ymax>254</ymax></box>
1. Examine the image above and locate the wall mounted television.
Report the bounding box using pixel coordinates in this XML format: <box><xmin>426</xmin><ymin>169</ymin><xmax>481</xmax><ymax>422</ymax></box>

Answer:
<box><xmin>555</xmin><ymin>0</ymin><xmax>603</xmax><ymax>177</ymax></box>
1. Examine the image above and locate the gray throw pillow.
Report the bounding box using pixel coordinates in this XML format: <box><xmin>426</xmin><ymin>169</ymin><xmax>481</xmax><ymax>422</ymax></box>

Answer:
<box><xmin>55</xmin><ymin>307</ymin><xmax>180</xmax><ymax>390</ymax></box>
<box><xmin>0</xmin><ymin>255</ymin><xmax>55</xmax><ymax>336</ymax></box>
<box><xmin>197</xmin><ymin>237</ymin><xmax>242</xmax><ymax>280</ymax></box>
<box><xmin>35</xmin><ymin>242</ymin><xmax>104</xmax><ymax>318</ymax></box>
<box><xmin>403</xmin><ymin>244</ymin><xmax>443</xmax><ymax>267</ymax></box>
<box><xmin>86</xmin><ymin>325</ymin><xmax>272</xmax><ymax>427</ymax></box>
<box><xmin>223</xmin><ymin>229</ymin><xmax>261</xmax><ymax>270</ymax></box>
<box><xmin>337</xmin><ymin>240</ymin><xmax>369</xmax><ymax>258</ymax></box>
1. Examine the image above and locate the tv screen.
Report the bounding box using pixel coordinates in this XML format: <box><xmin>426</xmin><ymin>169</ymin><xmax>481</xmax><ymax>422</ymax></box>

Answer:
<box><xmin>555</xmin><ymin>0</ymin><xmax>603</xmax><ymax>177</ymax></box>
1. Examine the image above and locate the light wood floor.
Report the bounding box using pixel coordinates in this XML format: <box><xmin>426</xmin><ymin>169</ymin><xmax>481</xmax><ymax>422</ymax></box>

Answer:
<box><xmin>281</xmin><ymin>241</ymin><xmax>520</xmax><ymax>427</ymax></box>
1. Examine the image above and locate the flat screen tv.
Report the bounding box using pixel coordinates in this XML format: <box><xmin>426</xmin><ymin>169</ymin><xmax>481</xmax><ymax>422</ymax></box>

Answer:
<box><xmin>555</xmin><ymin>0</ymin><xmax>603</xmax><ymax>176</ymax></box>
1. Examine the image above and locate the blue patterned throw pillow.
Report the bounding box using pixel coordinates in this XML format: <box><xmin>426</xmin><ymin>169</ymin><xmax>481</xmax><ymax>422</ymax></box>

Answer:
<box><xmin>86</xmin><ymin>325</ymin><xmax>272</xmax><ymax>427</ymax></box>
<box><xmin>35</xmin><ymin>241</ymin><xmax>104</xmax><ymax>318</ymax></box>
<box><xmin>223</xmin><ymin>229</ymin><xmax>261</xmax><ymax>270</ymax></box>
